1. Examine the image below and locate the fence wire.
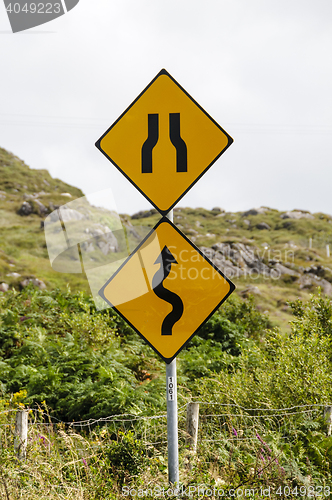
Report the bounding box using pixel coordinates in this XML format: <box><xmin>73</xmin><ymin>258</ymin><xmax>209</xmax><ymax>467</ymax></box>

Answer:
<box><xmin>0</xmin><ymin>403</ymin><xmax>330</xmax><ymax>453</ymax></box>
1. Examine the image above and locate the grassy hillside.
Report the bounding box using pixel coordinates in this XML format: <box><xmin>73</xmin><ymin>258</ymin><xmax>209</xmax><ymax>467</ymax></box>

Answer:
<box><xmin>1</xmin><ymin>146</ymin><xmax>332</xmax><ymax>331</ymax></box>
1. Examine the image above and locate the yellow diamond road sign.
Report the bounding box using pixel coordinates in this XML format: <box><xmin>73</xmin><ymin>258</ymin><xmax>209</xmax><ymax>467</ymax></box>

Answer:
<box><xmin>95</xmin><ymin>69</ymin><xmax>233</xmax><ymax>216</ymax></box>
<box><xmin>99</xmin><ymin>218</ymin><xmax>235</xmax><ymax>363</ymax></box>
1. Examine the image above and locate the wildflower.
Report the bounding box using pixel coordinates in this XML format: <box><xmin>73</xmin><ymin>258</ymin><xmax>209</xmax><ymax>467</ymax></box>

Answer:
<box><xmin>82</xmin><ymin>458</ymin><xmax>88</xmax><ymax>468</ymax></box>
<box><xmin>38</xmin><ymin>434</ymin><xmax>46</xmax><ymax>446</ymax></box>
<box><xmin>232</xmin><ymin>427</ymin><xmax>238</xmax><ymax>437</ymax></box>
<box><xmin>256</xmin><ymin>432</ymin><xmax>272</xmax><ymax>453</ymax></box>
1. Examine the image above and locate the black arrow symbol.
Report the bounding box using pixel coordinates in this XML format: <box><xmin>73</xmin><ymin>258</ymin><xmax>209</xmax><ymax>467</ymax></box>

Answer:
<box><xmin>152</xmin><ymin>246</ymin><xmax>184</xmax><ymax>335</ymax></box>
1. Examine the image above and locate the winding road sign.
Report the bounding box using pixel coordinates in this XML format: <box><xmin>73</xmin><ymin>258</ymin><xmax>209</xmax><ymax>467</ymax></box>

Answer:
<box><xmin>95</xmin><ymin>69</ymin><xmax>233</xmax><ymax>216</ymax></box>
<box><xmin>98</xmin><ymin>218</ymin><xmax>235</xmax><ymax>363</ymax></box>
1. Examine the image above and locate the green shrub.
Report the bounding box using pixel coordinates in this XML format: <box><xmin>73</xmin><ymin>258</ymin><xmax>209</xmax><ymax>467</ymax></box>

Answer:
<box><xmin>105</xmin><ymin>431</ymin><xmax>146</xmax><ymax>486</ymax></box>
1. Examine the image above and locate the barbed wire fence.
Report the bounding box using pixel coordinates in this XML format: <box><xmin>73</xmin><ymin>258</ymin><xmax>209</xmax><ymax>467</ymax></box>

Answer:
<box><xmin>0</xmin><ymin>402</ymin><xmax>331</xmax><ymax>464</ymax></box>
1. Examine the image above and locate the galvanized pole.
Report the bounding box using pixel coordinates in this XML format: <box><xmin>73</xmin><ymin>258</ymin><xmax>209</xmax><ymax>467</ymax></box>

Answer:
<box><xmin>166</xmin><ymin>209</ymin><xmax>179</xmax><ymax>486</ymax></box>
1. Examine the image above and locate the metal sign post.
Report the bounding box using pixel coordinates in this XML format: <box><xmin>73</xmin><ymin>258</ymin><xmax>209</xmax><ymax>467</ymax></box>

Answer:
<box><xmin>166</xmin><ymin>358</ymin><xmax>179</xmax><ymax>485</ymax></box>
<box><xmin>166</xmin><ymin>209</ymin><xmax>179</xmax><ymax>485</ymax></box>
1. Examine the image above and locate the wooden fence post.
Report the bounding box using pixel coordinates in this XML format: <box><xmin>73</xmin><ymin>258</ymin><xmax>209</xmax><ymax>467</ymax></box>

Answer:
<box><xmin>14</xmin><ymin>410</ymin><xmax>28</xmax><ymax>460</ymax></box>
<box><xmin>324</xmin><ymin>406</ymin><xmax>332</xmax><ymax>436</ymax></box>
<box><xmin>186</xmin><ymin>402</ymin><xmax>199</xmax><ymax>453</ymax></box>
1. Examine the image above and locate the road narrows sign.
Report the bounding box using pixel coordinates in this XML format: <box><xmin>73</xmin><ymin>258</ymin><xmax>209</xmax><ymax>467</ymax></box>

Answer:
<box><xmin>98</xmin><ymin>218</ymin><xmax>235</xmax><ymax>363</ymax></box>
<box><xmin>95</xmin><ymin>69</ymin><xmax>233</xmax><ymax>216</ymax></box>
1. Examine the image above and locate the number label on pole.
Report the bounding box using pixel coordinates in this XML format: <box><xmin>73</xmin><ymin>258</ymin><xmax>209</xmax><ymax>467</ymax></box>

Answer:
<box><xmin>167</xmin><ymin>376</ymin><xmax>175</xmax><ymax>401</ymax></box>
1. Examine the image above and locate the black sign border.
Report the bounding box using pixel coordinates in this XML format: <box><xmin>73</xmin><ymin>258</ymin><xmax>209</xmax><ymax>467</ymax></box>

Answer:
<box><xmin>95</xmin><ymin>69</ymin><xmax>234</xmax><ymax>217</ymax></box>
<box><xmin>98</xmin><ymin>217</ymin><xmax>235</xmax><ymax>364</ymax></box>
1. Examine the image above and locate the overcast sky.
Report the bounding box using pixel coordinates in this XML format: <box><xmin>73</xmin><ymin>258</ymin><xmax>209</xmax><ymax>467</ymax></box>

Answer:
<box><xmin>1</xmin><ymin>0</ymin><xmax>331</xmax><ymax>216</ymax></box>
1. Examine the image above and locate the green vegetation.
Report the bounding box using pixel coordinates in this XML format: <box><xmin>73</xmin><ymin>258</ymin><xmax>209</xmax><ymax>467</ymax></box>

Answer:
<box><xmin>2</xmin><ymin>147</ymin><xmax>332</xmax><ymax>497</ymax></box>
<box><xmin>1</xmin><ymin>287</ymin><xmax>332</xmax><ymax>497</ymax></box>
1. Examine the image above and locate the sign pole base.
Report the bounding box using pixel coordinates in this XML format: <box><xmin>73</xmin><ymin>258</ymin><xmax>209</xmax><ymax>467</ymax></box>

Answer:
<box><xmin>166</xmin><ymin>357</ymin><xmax>179</xmax><ymax>486</ymax></box>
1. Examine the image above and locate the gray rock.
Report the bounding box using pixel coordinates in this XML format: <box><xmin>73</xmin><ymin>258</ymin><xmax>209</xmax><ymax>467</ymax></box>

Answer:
<box><xmin>0</xmin><ymin>283</ymin><xmax>9</xmax><ymax>292</ymax></box>
<box><xmin>34</xmin><ymin>199</ymin><xmax>48</xmax><ymax>215</ymax></box>
<box><xmin>280</xmin><ymin>211</ymin><xmax>314</xmax><ymax>220</ymax></box>
<box><xmin>47</xmin><ymin>206</ymin><xmax>85</xmax><ymax>223</ymax></box>
<box><xmin>23</xmin><ymin>193</ymin><xmax>36</xmax><ymax>200</ymax></box>
<box><xmin>18</xmin><ymin>201</ymin><xmax>33</xmax><ymax>216</ymax></box>
<box><xmin>131</xmin><ymin>209</ymin><xmax>157</xmax><ymax>219</ymax></box>
<box><xmin>243</xmin><ymin>219</ymin><xmax>250</xmax><ymax>226</ymax></box>
<box><xmin>303</xmin><ymin>265</ymin><xmax>332</xmax><ymax>279</ymax></box>
<box><xmin>273</xmin><ymin>263</ymin><xmax>300</xmax><ymax>278</ymax></box>
<box><xmin>81</xmin><ymin>242</ymin><xmax>95</xmax><ymax>253</ymax></box>
<box><xmin>242</xmin><ymin>207</ymin><xmax>266</xmax><ymax>216</ymax></box>
<box><xmin>186</xmin><ymin>229</ymin><xmax>198</xmax><ymax>236</ymax></box>
<box><xmin>239</xmin><ymin>286</ymin><xmax>261</xmax><ymax>297</ymax></box>
<box><xmin>90</xmin><ymin>225</ymin><xmax>119</xmax><ymax>255</ymax></box>
<box><xmin>203</xmin><ymin>242</ymin><xmax>271</xmax><ymax>279</ymax></box>
<box><xmin>20</xmin><ymin>278</ymin><xmax>46</xmax><ymax>290</ymax></box>
<box><xmin>256</xmin><ymin>222</ymin><xmax>271</xmax><ymax>230</ymax></box>
<box><xmin>297</xmin><ymin>275</ymin><xmax>332</xmax><ymax>296</ymax></box>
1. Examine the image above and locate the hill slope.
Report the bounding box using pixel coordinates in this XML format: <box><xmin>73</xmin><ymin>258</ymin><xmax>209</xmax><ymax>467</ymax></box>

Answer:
<box><xmin>1</xmin><ymin>146</ymin><xmax>332</xmax><ymax>329</ymax></box>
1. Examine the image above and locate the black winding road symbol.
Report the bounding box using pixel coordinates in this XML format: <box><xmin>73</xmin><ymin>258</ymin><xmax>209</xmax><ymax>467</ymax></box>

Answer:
<box><xmin>141</xmin><ymin>113</ymin><xmax>187</xmax><ymax>174</ymax></box>
<box><xmin>152</xmin><ymin>246</ymin><xmax>184</xmax><ymax>335</ymax></box>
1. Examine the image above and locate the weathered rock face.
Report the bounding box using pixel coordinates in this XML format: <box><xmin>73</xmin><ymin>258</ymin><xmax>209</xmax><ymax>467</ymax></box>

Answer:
<box><xmin>200</xmin><ymin>239</ymin><xmax>332</xmax><ymax>296</ymax></box>
<box><xmin>201</xmin><ymin>242</ymin><xmax>272</xmax><ymax>279</ymax></box>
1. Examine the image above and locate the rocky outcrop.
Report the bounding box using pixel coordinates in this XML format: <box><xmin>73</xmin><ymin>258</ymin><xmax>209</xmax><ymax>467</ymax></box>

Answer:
<box><xmin>297</xmin><ymin>274</ymin><xmax>332</xmax><ymax>295</ymax></box>
<box><xmin>201</xmin><ymin>242</ymin><xmax>272</xmax><ymax>279</ymax></box>
<box><xmin>82</xmin><ymin>225</ymin><xmax>119</xmax><ymax>255</ymax></box>
<box><xmin>280</xmin><ymin>211</ymin><xmax>314</xmax><ymax>220</ymax></box>
<box><xmin>200</xmin><ymin>239</ymin><xmax>332</xmax><ymax>296</ymax></box>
